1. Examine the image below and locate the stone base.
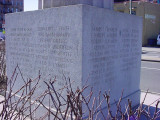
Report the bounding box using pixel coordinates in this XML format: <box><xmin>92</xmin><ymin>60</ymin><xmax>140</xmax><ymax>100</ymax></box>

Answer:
<box><xmin>6</xmin><ymin>4</ymin><xmax>142</xmax><ymax>118</ymax></box>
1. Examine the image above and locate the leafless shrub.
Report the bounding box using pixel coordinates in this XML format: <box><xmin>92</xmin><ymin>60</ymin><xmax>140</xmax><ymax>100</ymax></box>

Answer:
<box><xmin>0</xmin><ymin>41</ymin><xmax>7</xmax><ymax>95</ymax></box>
<box><xmin>0</xmin><ymin>64</ymin><xmax>159</xmax><ymax>119</ymax></box>
<box><xmin>39</xmin><ymin>79</ymin><xmax>160</xmax><ymax>120</ymax></box>
<box><xmin>0</xmin><ymin>41</ymin><xmax>6</xmax><ymax>77</ymax></box>
<box><xmin>0</xmin><ymin>65</ymin><xmax>43</xmax><ymax>119</ymax></box>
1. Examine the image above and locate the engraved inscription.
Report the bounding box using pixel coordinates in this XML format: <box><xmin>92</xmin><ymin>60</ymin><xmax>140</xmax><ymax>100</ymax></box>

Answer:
<box><xmin>8</xmin><ymin>26</ymin><xmax>75</xmax><ymax>87</ymax></box>
<box><xmin>89</xmin><ymin>25</ymin><xmax>140</xmax><ymax>87</ymax></box>
<box><xmin>90</xmin><ymin>25</ymin><xmax>118</xmax><ymax>86</ymax></box>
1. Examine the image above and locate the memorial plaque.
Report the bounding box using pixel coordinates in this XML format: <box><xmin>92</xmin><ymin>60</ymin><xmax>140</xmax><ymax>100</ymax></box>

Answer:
<box><xmin>6</xmin><ymin>4</ymin><xmax>142</xmax><ymax>118</ymax></box>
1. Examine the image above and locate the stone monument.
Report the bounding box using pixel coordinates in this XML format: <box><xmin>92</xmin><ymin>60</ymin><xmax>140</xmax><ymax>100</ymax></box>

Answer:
<box><xmin>6</xmin><ymin>0</ymin><xmax>142</xmax><ymax>119</ymax></box>
<box><xmin>38</xmin><ymin>0</ymin><xmax>114</xmax><ymax>10</ymax></box>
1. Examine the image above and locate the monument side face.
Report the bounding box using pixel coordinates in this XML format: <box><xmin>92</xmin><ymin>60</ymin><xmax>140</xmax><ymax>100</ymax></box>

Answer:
<box><xmin>82</xmin><ymin>5</ymin><xmax>142</xmax><ymax>111</ymax></box>
<box><xmin>5</xmin><ymin>6</ymin><xmax>83</xmax><ymax>94</ymax></box>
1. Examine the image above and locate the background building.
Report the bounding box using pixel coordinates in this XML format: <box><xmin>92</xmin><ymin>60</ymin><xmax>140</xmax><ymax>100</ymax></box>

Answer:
<box><xmin>115</xmin><ymin>1</ymin><xmax>160</xmax><ymax>46</ymax></box>
<box><xmin>0</xmin><ymin>0</ymin><xmax>24</xmax><ymax>39</ymax></box>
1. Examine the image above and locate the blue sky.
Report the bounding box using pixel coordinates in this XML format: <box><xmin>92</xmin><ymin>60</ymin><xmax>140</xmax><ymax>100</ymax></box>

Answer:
<box><xmin>24</xmin><ymin>0</ymin><xmax>38</xmax><ymax>11</ymax></box>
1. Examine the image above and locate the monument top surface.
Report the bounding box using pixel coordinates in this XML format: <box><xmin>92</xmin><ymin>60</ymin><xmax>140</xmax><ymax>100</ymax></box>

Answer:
<box><xmin>42</xmin><ymin>0</ymin><xmax>114</xmax><ymax>10</ymax></box>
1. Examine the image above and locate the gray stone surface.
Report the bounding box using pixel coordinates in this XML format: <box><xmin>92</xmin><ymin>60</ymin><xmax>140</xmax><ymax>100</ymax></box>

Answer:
<box><xmin>39</xmin><ymin>0</ymin><xmax>113</xmax><ymax>9</ymax></box>
<box><xmin>38</xmin><ymin>0</ymin><xmax>43</xmax><ymax>9</ymax></box>
<box><xmin>6</xmin><ymin>5</ymin><xmax>142</xmax><ymax>118</ymax></box>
